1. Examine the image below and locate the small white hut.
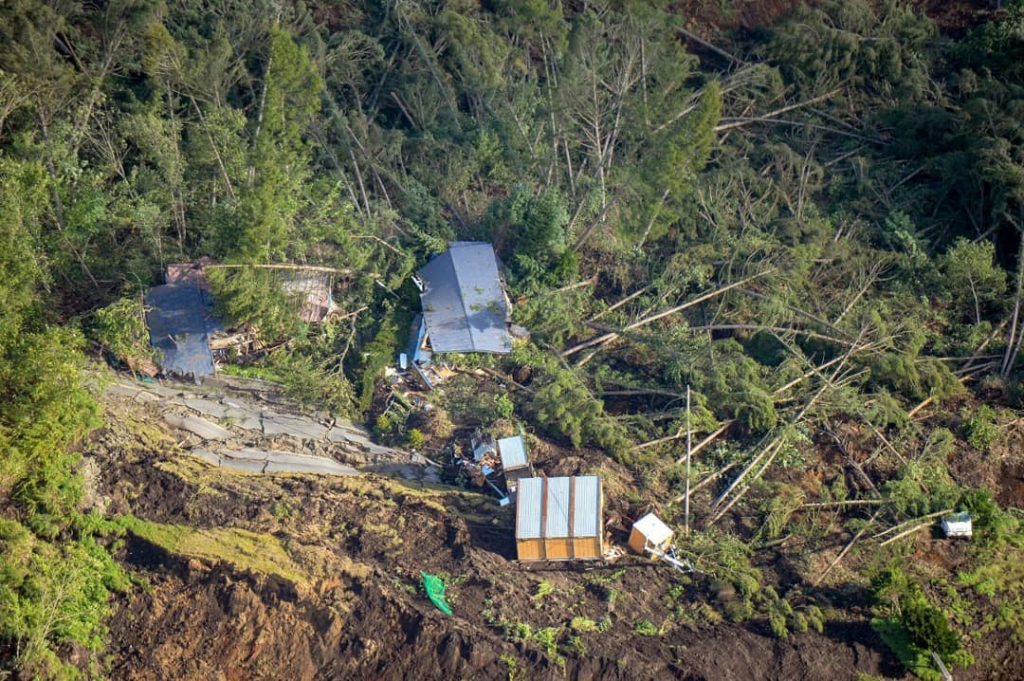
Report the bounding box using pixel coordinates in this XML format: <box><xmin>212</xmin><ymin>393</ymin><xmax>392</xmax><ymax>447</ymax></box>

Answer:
<box><xmin>628</xmin><ymin>513</ymin><xmax>674</xmax><ymax>556</ymax></box>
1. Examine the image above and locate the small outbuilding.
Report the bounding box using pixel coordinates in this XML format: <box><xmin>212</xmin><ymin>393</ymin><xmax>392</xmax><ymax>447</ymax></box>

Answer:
<box><xmin>497</xmin><ymin>435</ymin><xmax>533</xmax><ymax>491</ymax></box>
<box><xmin>415</xmin><ymin>242</ymin><xmax>512</xmax><ymax>356</ymax></box>
<box><xmin>515</xmin><ymin>476</ymin><xmax>603</xmax><ymax>561</ymax></box>
<box><xmin>941</xmin><ymin>511</ymin><xmax>973</xmax><ymax>538</ymax></box>
<box><xmin>628</xmin><ymin>513</ymin><xmax>674</xmax><ymax>556</ymax></box>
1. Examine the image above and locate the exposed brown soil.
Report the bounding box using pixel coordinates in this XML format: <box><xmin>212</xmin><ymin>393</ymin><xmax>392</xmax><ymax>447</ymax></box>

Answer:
<box><xmin>87</xmin><ymin>388</ymin><xmax>910</xmax><ymax>681</ymax></box>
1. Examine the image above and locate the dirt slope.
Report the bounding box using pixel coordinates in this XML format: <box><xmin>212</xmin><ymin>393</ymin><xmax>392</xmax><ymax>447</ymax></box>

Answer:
<box><xmin>83</xmin><ymin>377</ymin><xmax>906</xmax><ymax>681</ymax></box>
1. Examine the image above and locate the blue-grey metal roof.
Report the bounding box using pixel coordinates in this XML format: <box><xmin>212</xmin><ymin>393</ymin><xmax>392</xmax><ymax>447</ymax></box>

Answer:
<box><xmin>145</xmin><ymin>281</ymin><xmax>220</xmax><ymax>380</ymax></box>
<box><xmin>573</xmin><ymin>476</ymin><xmax>602</xmax><ymax>538</ymax></box>
<box><xmin>516</xmin><ymin>478</ymin><xmax>544</xmax><ymax>540</ymax></box>
<box><xmin>498</xmin><ymin>436</ymin><xmax>528</xmax><ymax>471</ymax></box>
<box><xmin>418</xmin><ymin>242</ymin><xmax>511</xmax><ymax>354</ymax></box>
<box><xmin>515</xmin><ymin>476</ymin><xmax>602</xmax><ymax>541</ymax></box>
<box><xmin>545</xmin><ymin>477</ymin><xmax>571</xmax><ymax>538</ymax></box>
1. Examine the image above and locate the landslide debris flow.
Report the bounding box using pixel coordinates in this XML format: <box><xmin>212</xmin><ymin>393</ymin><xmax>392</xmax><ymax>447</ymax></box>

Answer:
<box><xmin>85</xmin><ymin>375</ymin><xmax>896</xmax><ymax>681</ymax></box>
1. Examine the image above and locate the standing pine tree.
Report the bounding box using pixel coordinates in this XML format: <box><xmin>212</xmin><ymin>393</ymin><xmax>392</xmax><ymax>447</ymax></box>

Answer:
<box><xmin>235</xmin><ymin>29</ymin><xmax>323</xmax><ymax>262</ymax></box>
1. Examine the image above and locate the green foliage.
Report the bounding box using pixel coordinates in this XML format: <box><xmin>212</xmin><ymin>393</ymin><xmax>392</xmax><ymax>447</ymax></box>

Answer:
<box><xmin>871</xmin><ymin>563</ymin><xmax>968</xmax><ymax>671</ymax></box>
<box><xmin>957</xmin><ymin>488</ymin><xmax>1020</xmax><ymax>548</ymax></box>
<box><xmin>533</xmin><ymin>580</ymin><xmax>556</xmax><ymax>603</ymax></box>
<box><xmin>668</xmin><ymin>340</ymin><xmax>778</xmax><ymax>434</ymax></box>
<box><xmin>634</xmin><ymin>81</ymin><xmax>723</xmax><ymax>244</ymax></box>
<box><xmin>939</xmin><ymin>240</ymin><xmax>1007</xmax><ymax>324</ymax></box>
<box><xmin>532</xmin><ymin>626</ymin><xmax>559</xmax><ymax>655</ymax></box>
<box><xmin>268</xmin><ymin>351</ymin><xmax>357</xmax><ymax>417</ymax></box>
<box><xmin>769</xmin><ymin>1</ymin><xmax>935</xmax><ymax>96</ymax></box>
<box><xmin>493</xmin><ymin>393</ymin><xmax>515</xmax><ymax>420</ymax></box>
<box><xmin>633</xmin><ymin>619</ymin><xmax>661</xmax><ymax>636</ymax></box>
<box><xmin>872</xmin><ymin>617</ymin><xmax>945</xmax><ymax>681</ymax></box>
<box><xmin>515</xmin><ymin>345</ymin><xmax>633</xmax><ymax>460</ymax></box>
<box><xmin>232</xmin><ymin>30</ymin><xmax>323</xmax><ymax>263</ymax></box>
<box><xmin>0</xmin><ymin>520</ymin><xmax>129</xmax><ymax>678</ymax></box>
<box><xmin>208</xmin><ymin>267</ymin><xmax>301</xmax><ymax>340</ymax></box>
<box><xmin>499</xmin><ymin>653</ymin><xmax>520</xmax><ymax>681</ymax></box>
<box><xmin>902</xmin><ymin>601</ymin><xmax>960</xmax><ymax>657</ymax></box>
<box><xmin>488</xmin><ymin>186</ymin><xmax>570</xmax><ymax>286</ymax></box>
<box><xmin>91</xmin><ymin>296</ymin><xmax>159</xmax><ymax>369</ymax></box>
<box><xmin>357</xmin><ymin>310</ymin><xmax>402</xmax><ymax>414</ymax></box>
<box><xmin>569</xmin><ymin>616</ymin><xmax>599</xmax><ymax>633</ymax></box>
<box><xmin>406</xmin><ymin>428</ymin><xmax>425</xmax><ymax>448</ymax></box>
<box><xmin>757</xmin><ymin>484</ymin><xmax>806</xmax><ymax>541</ymax></box>
<box><xmin>882</xmin><ymin>429</ymin><xmax>961</xmax><ymax>517</ymax></box>
<box><xmin>962</xmin><ymin>405</ymin><xmax>1000</xmax><ymax>453</ymax></box>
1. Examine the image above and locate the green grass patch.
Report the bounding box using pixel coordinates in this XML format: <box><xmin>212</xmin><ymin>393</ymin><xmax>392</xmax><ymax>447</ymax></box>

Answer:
<box><xmin>120</xmin><ymin>516</ymin><xmax>308</xmax><ymax>585</ymax></box>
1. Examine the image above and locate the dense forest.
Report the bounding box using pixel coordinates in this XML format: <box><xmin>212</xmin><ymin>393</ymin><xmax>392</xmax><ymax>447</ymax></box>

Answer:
<box><xmin>3</xmin><ymin>0</ymin><xmax>1024</xmax><ymax>679</ymax></box>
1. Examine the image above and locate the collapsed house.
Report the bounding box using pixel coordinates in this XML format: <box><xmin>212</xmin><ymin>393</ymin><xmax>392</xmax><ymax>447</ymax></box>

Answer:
<box><xmin>145</xmin><ymin>262</ymin><xmax>221</xmax><ymax>382</ymax></box>
<box><xmin>410</xmin><ymin>242</ymin><xmax>512</xmax><ymax>373</ymax></box>
<box><xmin>145</xmin><ymin>262</ymin><xmax>337</xmax><ymax>381</ymax></box>
<box><xmin>515</xmin><ymin>476</ymin><xmax>604</xmax><ymax>561</ymax></box>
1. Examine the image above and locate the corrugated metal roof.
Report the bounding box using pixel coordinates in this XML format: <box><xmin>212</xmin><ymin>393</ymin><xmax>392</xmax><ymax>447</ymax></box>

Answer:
<box><xmin>573</xmin><ymin>476</ymin><xmax>602</xmax><ymax>538</ymax></box>
<box><xmin>516</xmin><ymin>478</ymin><xmax>544</xmax><ymax>539</ymax></box>
<box><xmin>632</xmin><ymin>512</ymin><xmax>673</xmax><ymax>546</ymax></box>
<box><xmin>418</xmin><ymin>242</ymin><xmax>511</xmax><ymax>354</ymax></box>
<box><xmin>145</xmin><ymin>281</ymin><xmax>220</xmax><ymax>380</ymax></box>
<box><xmin>545</xmin><ymin>477</ymin><xmax>571</xmax><ymax>538</ymax></box>
<box><xmin>516</xmin><ymin>476</ymin><xmax>602</xmax><ymax>541</ymax></box>
<box><xmin>498</xmin><ymin>436</ymin><xmax>528</xmax><ymax>471</ymax></box>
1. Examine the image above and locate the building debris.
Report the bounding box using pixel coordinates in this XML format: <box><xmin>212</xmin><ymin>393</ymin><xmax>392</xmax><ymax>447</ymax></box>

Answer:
<box><xmin>628</xmin><ymin>513</ymin><xmax>674</xmax><ymax>555</ymax></box>
<box><xmin>515</xmin><ymin>476</ymin><xmax>604</xmax><ymax>561</ymax></box>
<box><xmin>278</xmin><ymin>269</ymin><xmax>336</xmax><ymax>323</ymax></box>
<box><xmin>144</xmin><ymin>260</ymin><xmax>342</xmax><ymax>381</ymax></box>
<box><xmin>163</xmin><ymin>413</ymin><xmax>233</xmax><ymax>441</ymax></box>
<box><xmin>145</xmin><ymin>262</ymin><xmax>221</xmax><ymax>382</ymax></box>
<box><xmin>421</xmin><ymin>571</ymin><xmax>453</xmax><ymax>616</ymax></box>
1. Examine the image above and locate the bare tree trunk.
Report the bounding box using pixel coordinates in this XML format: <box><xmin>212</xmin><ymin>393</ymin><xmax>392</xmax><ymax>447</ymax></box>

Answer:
<box><xmin>684</xmin><ymin>385</ymin><xmax>692</xmax><ymax>535</ymax></box>
<box><xmin>564</xmin><ymin>270</ymin><xmax>773</xmax><ymax>357</ymax></box>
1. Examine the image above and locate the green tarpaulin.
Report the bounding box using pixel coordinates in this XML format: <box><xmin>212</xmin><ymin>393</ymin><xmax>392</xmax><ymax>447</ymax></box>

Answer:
<box><xmin>420</xmin><ymin>571</ymin><xmax>453</xmax><ymax>616</ymax></box>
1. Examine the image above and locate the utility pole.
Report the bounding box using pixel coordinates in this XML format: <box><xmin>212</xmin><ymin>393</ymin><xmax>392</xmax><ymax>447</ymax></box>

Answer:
<box><xmin>684</xmin><ymin>385</ymin><xmax>692</xmax><ymax>535</ymax></box>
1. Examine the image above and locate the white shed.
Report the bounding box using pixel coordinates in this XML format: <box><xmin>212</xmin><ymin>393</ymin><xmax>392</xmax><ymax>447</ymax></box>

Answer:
<box><xmin>628</xmin><ymin>513</ymin><xmax>674</xmax><ymax>555</ymax></box>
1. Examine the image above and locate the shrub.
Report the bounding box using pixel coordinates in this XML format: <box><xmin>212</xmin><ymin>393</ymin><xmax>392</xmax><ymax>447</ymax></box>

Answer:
<box><xmin>533</xmin><ymin>580</ymin><xmax>556</xmax><ymax>604</ymax></box>
<box><xmin>962</xmin><ymin>405</ymin><xmax>999</xmax><ymax>452</ymax></box>
<box><xmin>569</xmin><ymin>616</ymin><xmax>599</xmax><ymax>633</ymax></box>
<box><xmin>901</xmin><ymin>601</ymin><xmax>960</xmax><ymax>657</ymax></box>
<box><xmin>494</xmin><ymin>393</ymin><xmax>515</xmax><ymax>420</ymax></box>
<box><xmin>406</xmin><ymin>428</ymin><xmax>425</xmax><ymax>448</ymax></box>
<box><xmin>91</xmin><ymin>296</ymin><xmax>158</xmax><ymax>370</ymax></box>
<box><xmin>633</xmin><ymin>619</ymin><xmax>660</xmax><ymax>636</ymax></box>
<box><xmin>532</xmin><ymin>626</ymin><xmax>560</xmax><ymax>656</ymax></box>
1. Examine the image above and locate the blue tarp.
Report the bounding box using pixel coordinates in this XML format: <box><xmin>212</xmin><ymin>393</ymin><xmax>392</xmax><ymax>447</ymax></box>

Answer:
<box><xmin>145</xmin><ymin>281</ymin><xmax>220</xmax><ymax>381</ymax></box>
<box><xmin>417</xmin><ymin>242</ymin><xmax>511</xmax><ymax>354</ymax></box>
